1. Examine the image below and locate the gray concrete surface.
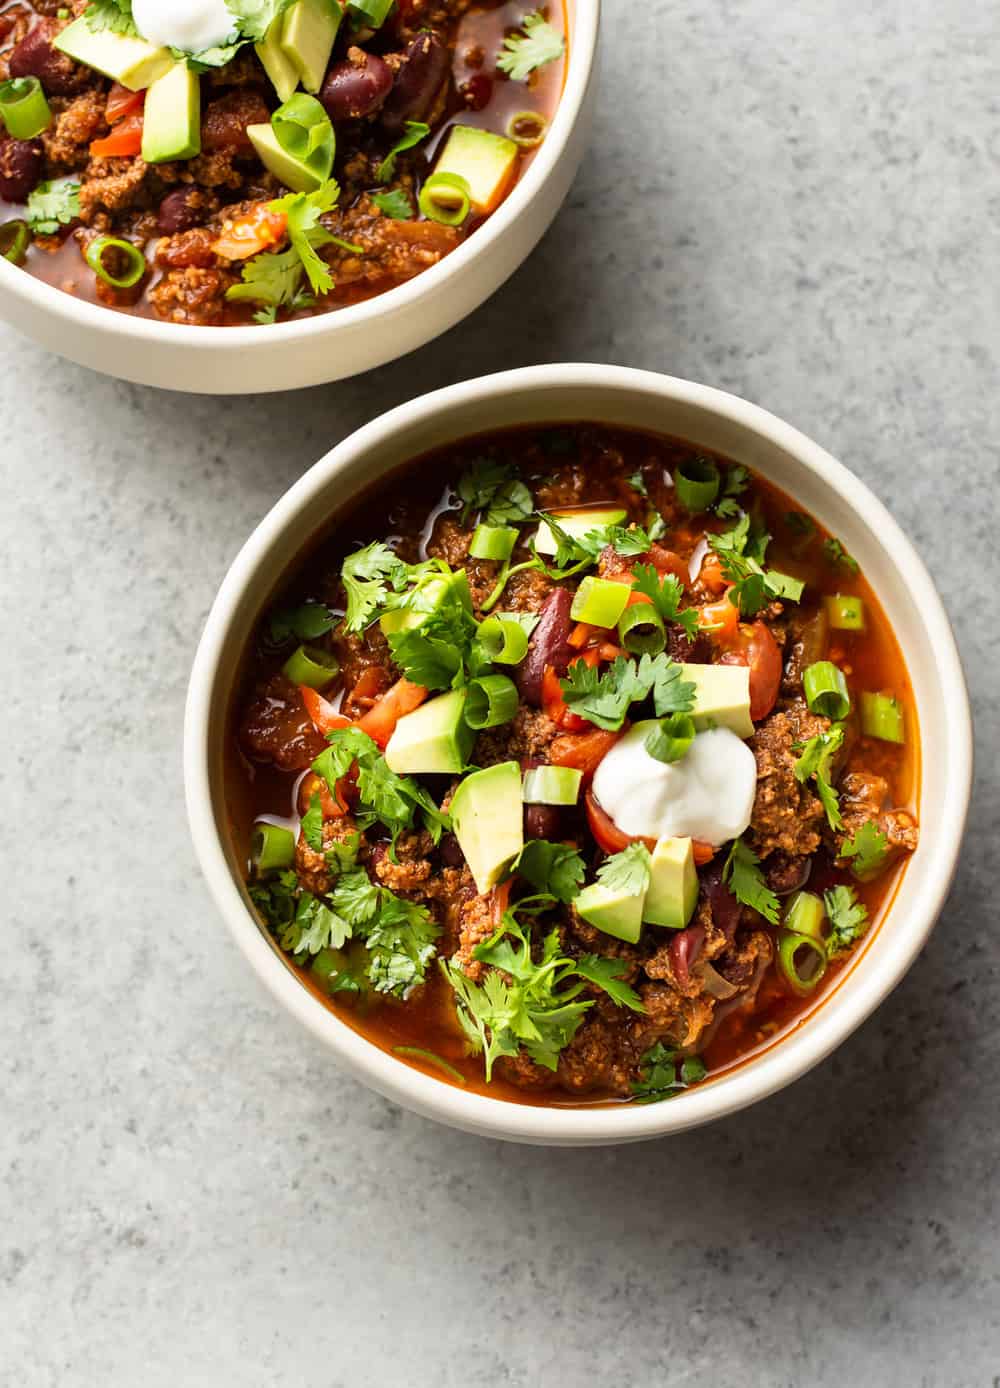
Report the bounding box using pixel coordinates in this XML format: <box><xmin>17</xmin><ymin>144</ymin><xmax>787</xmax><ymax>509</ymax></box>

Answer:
<box><xmin>3</xmin><ymin>1</ymin><xmax>998</xmax><ymax>1384</ymax></box>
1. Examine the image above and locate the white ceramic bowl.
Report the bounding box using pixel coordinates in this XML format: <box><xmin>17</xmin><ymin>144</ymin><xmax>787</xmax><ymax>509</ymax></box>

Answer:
<box><xmin>0</xmin><ymin>2</ymin><xmax>598</xmax><ymax>394</ymax></box>
<box><xmin>185</xmin><ymin>364</ymin><xmax>972</xmax><ymax>1145</ymax></box>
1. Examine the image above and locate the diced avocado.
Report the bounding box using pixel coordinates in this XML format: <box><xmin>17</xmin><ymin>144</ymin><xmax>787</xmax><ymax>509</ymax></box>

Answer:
<box><xmin>384</xmin><ymin>689</ymin><xmax>475</xmax><ymax>776</ymax></box>
<box><xmin>449</xmin><ymin>761</ymin><xmax>523</xmax><ymax>895</ymax></box>
<box><xmin>255</xmin><ymin>17</ymin><xmax>300</xmax><ymax>102</ymax></box>
<box><xmin>643</xmin><ymin>836</ymin><xmax>698</xmax><ymax>930</ymax></box>
<box><xmin>247</xmin><ymin>121</ymin><xmax>324</xmax><ymax>192</ymax></box>
<box><xmin>141</xmin><ymin>62</ymin><xmax>200</xmax><ymax>164</ymax></box>
<box><xmin>575</xmin><ymin>881</ymin><xmax>646</xmax><ymax>944</ymax></box>
<box><xmin>534</xmin><ymin>506</ymin><xmax>629</xmax><ymax>556</ymax></box>
<box><xmin>378</xmin><ymin>571</ymin><xmax>471</xmax><ymax>638</ymax></box>
<box><xmin>679</xmin><ymin>662</ymin><xmax>754</xmax><ymax>739</ymax></box>
<box><xmin>280</xmin><ymin>0</ymin><xmax>343</xmax><ymax>94</ymax></box>
<box><xmin>54</xmin><ymin>17</ymin><xmax>173</xmax><ymax>91</ymax></box>
<box><xmin>434</xmin><ymin>125</ymin><xmax>519</xmax><ymax>214</ymax></box>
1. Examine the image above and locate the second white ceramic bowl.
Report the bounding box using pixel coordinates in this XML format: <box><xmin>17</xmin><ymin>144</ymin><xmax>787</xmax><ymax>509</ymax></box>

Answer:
<box><xmin>185</xmin><ymin>364</ymin><xmax>972</xmax><ymax>1144</ymax></box>
<box><xmin>0</xmin><ymin>0</ymin><xmax>598</xmax><ymax>393</ymax></box>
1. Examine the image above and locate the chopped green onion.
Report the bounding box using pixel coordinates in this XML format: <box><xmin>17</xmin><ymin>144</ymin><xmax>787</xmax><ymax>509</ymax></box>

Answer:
<box><xmin>0</xmin><ymin>77</ymin><xmax>51</xmax><ymax>140</ymax></box>
<box><xmin>477</xmin><ymin>615</ymin><xmax>529</xmax><ymax>665</ymax></box>
<box><xmin>393</xmin><ymin>1046</ymin><xmax>467</xmax><ymax>1084</ymax></box>
<box><xmin>803</xmin><ymin>661</ymin><xmax>851</xmax><ymax>720</ymax></box>
<box><xmin>783</xmin><ymin>890</ymin><xmax>825</xmax><ymax>941</ymax></box>
<box><xmin>0</xmin><ymin>219</ymin><xmax>29</xmax><ymax>264</ymax></box>
<box><xmin>251</xmin><ymin>821</ymin><xmax>296</xmax><ymax>875</ymax></box>
<box><xmin>418</xmin><ymin>171</ymin><xmax>471</xmax><ymax>226</ymax></box>
<box><xmin>570</xmin><ymin>575</ymin><xmax>631</xmax><ymax>627</ymax></box>
<box><xmin>464</xmin><ymin>674</ymin><xmax>518</xmax><ymax>729</ymax></box>
<box><xmin>777</xmin><ymin>930</ymin><xmax>828</xmax><ymax>994</ymax></box>
<box><xmin>617</xmin><ymin>601</ymin><xmax>666</xmax><ymax>655</ymax></box>
<box><xmin>84</xmin><ymin>235</ymin><xmax>146</xmax><ymax>289</ymax></box>
<box><xmin>281</xmin><ymin>643</ymin><xmax>340</xmax><ymax>689</ymax></box>
<box><xmin>861</xmin><ymin>691</ymin><xmax>905</xmax><ymax>744</ymax></box>
<box><xmin>825</xmin><ymin>593</ymin><xmax>865</xmax><ymax>631</ymax></box>
<box><xmin>505</xmin><ymin>109</ymin><xmax>548</xmax><ymax>147</ymax></box>
<box><xmin>674</xmin><ymin>456</ymin><xmax>720</xmax><ymax>512</ymax></box>
<box><xmin>522</xmin><ymin>765</ymin><xmax>582</xmax><ymax>805</ymax></box>
<box><xmin>644</xmin><ymin>713</ymin><xmax>696</xmax><ymax>764</ymax></box>
<box><xmin>469</xmin><ymin>523</ymin><xmax>517</xmax><ymax>562</ymax></box>
<box><xmin>271</xmin><ymin>93</ymin><xmax>335</xmax><ymax>184</ymax></box>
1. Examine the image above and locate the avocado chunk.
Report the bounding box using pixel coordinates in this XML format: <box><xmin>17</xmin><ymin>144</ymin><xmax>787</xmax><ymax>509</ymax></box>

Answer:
<box><xmin>384</xmin><ymin>689</ymin><xmax>474</xmax><ymax>776</ymax></box>
<box><xmin>280</xmin><ymin>0</ymin><xmax>343</xmax><ymax>94</ymax></box>
<box><xmin>378</xmin><ymin>571</ymin><xmax>472</xmax><ymax>637</ymax></box>
<box><xmin>434</xmin><ymin>124</ymin><xmax>519</xmax><ymax>213</ymax></box>
<box><xmin>256</xmin><ymin>16</ymin><xmax>300</xmax><ymax>102</ymax></box>
<box><xmin>141</xmin><ymin>62</ymin><xmax>200</xmax><ymax>164</ymax></box>
<box><xmin>449</xmin><ymin>761</ymin><xmax>524</xmax><ymax>895</ymax></box>
<box><xmin>247</xmin><ymin>121</ymin><xmax>325</xmax><ymax>193</ymax></box>
<box><xmin>534</xmin><ymin>506</ymin><xmax>629</xmax><ymax>556</ymax></box>
<box><xmin>643</xmin><ymin>836</ymin><xmax>698</xmax><ymax>929</ymax></box>
<box><xmin>575</xmin><ymin>881</ymin><xmax>646</xmax><ymax>944</ymax></box>
<box><xmin>54</xmin><ymin>17</ymin><xmax>173</xmax><ymax>91</ymax></box>
<box><xmin>679</xmin><ymin>662</ymin><xmax>754</xmax><ymax>739</ymax></box>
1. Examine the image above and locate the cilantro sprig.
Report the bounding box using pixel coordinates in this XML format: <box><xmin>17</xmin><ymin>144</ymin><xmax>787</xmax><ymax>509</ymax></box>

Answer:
<box><xmin>793</xmin><ymin>724</ymin><xmax>845</xmax><ymax>831</ymax></box>
<box><xmin>340</xmin><ymin>541</ymin><xmax>412</xmax><ymax>632</ymax></box>
<box><xmin>26</xmin><ymin>180</ymin><xmax>80</xmax><ymax>234</ymax></box>
<box><xmin>631</xmin><ymin>1043</ymin><xmax>708</xmax><ymax>1103</ymax></box>
<box><xmin>723</xmin><ymin>837</ymin><xmax>779</xmax><ymax>924</ymax></box>
<box><xmin>823</xmin><ymin>884</ymin><xmax>869</xmax><ymax>955</ymax></box>
<box><xmin>630</xmin><ymin>564</ymin><xmax>699</xmax><ymax>640</ymax></box>
<box><xmin>456</xmin><ymin>458</ymin><xmax>534</xmax><ymax>526</ymax></box>
<box><xmin>376</xmin><ymin>120</ymin><xmax>429</xmax><ymax>183</ymax></box>
<box><xmin>559</xmin><ymin>652</ymin><xmax>696</xmax><ymax>731</ymax></box>
<box><xmin>708</xmin><ymin>512</ymin><xmax>805</xmax><ymax>617</ymax></box>
<box><xmin>312</xmin><ymin>726</ymin><xmax>448</xmax><ymax>843</ymax></box>
<box><xmin>513</xmin><ymin>840</ymin><xmax>586</xmax><ymax>902</ymax></box>
<box><xmin>496</xmin><ymin>10</ymin><xmax>565</xmax><ymax>81</ymax></box>
<box><xmin>840</xmin><ymin>820</ymin><xmax>889</xmax><ymax>880</ymax></box>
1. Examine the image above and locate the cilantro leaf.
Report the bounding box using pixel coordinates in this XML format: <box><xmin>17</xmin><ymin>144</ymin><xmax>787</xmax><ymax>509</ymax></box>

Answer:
<box><xmin>363</xmin><ymin>893</ymin><xmax>439</xmax><ymax>996</ymax></box>
<box><xmin>283</xmin><ymin>891</ymin><xmax>352</xmax><ymax>955</ymax></box>
<box><xmin>313</xmin><ymin>727</ymin><xmax>449</xmax><ymax>842</ymax></box>
<box><xmin>270</xmin><ymin>179</ymin><xmax>342</xmax><ymax>296</ymax></box>
<box><xmin>226</xmin><ymin>244</ymin><xmax>305</xmax><ymax>312</ymax></box>
<box><xmin>793</xmin><ymin>723</ymin><xmax>845</xmax><ymax>830</ymax></box>
<box><xmin>714</xmin><ymin>465</ymin><xmax>749</xmax><ymax>518</ymax></box>
<box><xmin>267</xmin><ymin>600</ymin><xmax>336</xmax><ymax>644</ymax></box>
<box><xmin>387</xmin><ymin>589</ymin><xmax>483</xmax><ymax>690</ymax></box>
<box><xmin>785</xmin><ymin>511</ymin><xmax>816</xmax><ymax>540</ymax></box>
<box><xmin>329</xmin><ymin>867</ymin><xmax>379</xmax><ymax>926</ymax></box>
<box><xmin>596</xmin><ymin>842</ymin><xmax>651</xmax><ymax>896</ymax></box>
<box><xmin>485</xmin><ymin>479</ymin><xmax>533</xmax><ymax>525</ymax></box>
<box><xmin>341</xmin><ymin>541</ymin><xmax>409</xmax><ymax>632</ymax></box>
<box><xmin>456</xmin><ymin>458</ymin><xmax>529</xmax><ymax>525</ymax></box>
<box><xmin>371</xmin><ymin>188</ymin><xmax>412</xmax><ymax>219</ymax></box>
<box><xmin>537</xmin><ymin>515</ymin><xmax>654</xmax><ymax>573</ymax></box>
<box><xmin>248</xmin><ymin>869</ymin><xmax>299</xmax><ymax>931</ymax></box>
<box><xmin>83</xmin><ymin>0</ymin><xmax>137</xmax><ymax>35</ymax></box>
<box><xmin>574</xmin><ymin>955</ymin><xmax>645</xmax><ymax>1012</ymax></box>
<box><xmin>225</xmin><ymin>0</ymin><xmax>295</xmax><ymax>42</ymax></box>
<box><xmin>376</xmin><ymin>120</ymin><xmax>429</xmax><ymax>183</ymax></box>
<box><xmin>823</xmin><ymin>536</ymin><xmax>860</xmax><ymax>575</ymax></box>
<box><xmin>631</xmin><ymin>1042</ymin><xmax>707</xmax><ymax>1103</ymax></box>
<box><xmin>496</xmin><ymin>10</ymin><xmax>565</xmax><ymax>81</ymax></box>
<box><xmin>25</xmin><ymin>180</ymin><xmax>80</xmax><ymax>234</ymax></box>
<box><xmin>627</xmin><ymin>470</ymin><xmax>648</xmax><ymax>497</ymax></box>
<box><xmin>300</xmin><ymin>794</ymin><xmax>324</xmax><ymax>852</ymax></box>
<box><xmin>840</xmin><ymin>820</ymin><xmax>889</xmax><ymax>880</ymax></box>
<box><xmin>630</xmin><ymin>564</ymin><xmax>699</xmax><ymax>640</ymax></box>
<box><xmin>723</xmin><ymin>837</ymin><xmax>779</xmax><ymax>924</ymax></box>
<box><xmin>514</xmin><ymin>840</ymin><xmax>586</xmax><ymax>903</ymax></box>
<box><xmin>560</xmin><ymin>653</ymin><xmax>694</xmax><ymax>730</ymax></box>
<box><xmin>708</xmin><ymin>514</ymin><xmax>805</xmax><ymax>616</ymax></box>
<box><xmin>823</xmin><ymin>884</ymin><xmax>869</xmax><ymax>955</ymax></box>
<box><xmin>642</xmin><ymin>652</ymin><xmax>697</xmax><ymax>716</ymax></box>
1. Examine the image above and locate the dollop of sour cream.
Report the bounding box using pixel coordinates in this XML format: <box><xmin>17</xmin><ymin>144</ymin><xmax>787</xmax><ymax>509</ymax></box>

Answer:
<box><xmin>592</xmin><ymin>721</ymin><xmax>757</xmax><ymax>847</ymax></box>
<box><xmin>132</xmin><ymin>0</ymin><xmax>237</xmax><ymax>55</ymax></box>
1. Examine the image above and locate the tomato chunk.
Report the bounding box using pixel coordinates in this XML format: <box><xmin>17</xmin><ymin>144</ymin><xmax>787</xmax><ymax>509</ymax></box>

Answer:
<box><xmin>356</xmin><ymin>677</ymin><xmax>427</xmax><ymax>748</ymax></box>
<box><xmin>720</xmin><ymin>619</ymin><xmax>782</xmax><ymax>720</ymax></box>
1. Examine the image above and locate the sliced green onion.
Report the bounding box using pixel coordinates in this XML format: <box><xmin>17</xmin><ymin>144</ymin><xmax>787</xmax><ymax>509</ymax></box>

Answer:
<box><xmin>644</xmin><ymin>712</ymin><xmax>696</xmax><ymax>764</ymax></box>
<box><xmin>251</xmin><ymin>821</ymin><xmax>296</xmax><ymax>875</ymax></box>
<box><xmin>281</xmin><ymin>643</ymin><xmax>340</xmax><ymax>689</ymax></box>
<box><xmin>469</xmin><ymin>523</ymin><xmax>517</xmax><ymax>562</ymax></box>
<box><xmin>618</xmin><ymin>602</ymin><xmax>666</xmax><ymax>655</ymax></box>
<box><xmin>418</xmin><ymin>171</ymin><xmax>471</xmax><ymax>226</ymax></box>
<box><xmin>505</xmin><ymin>109</ymin><xmax>548</xmax><ymax>148</ymax></box>
<box><xmin>570</xmin><ymin>575</ymin><xmax>631</xmax><ymax>627</ymax></box>
<box><xmin>84</xmin><ymin>235</ymin><xmax>146</xmax><ymax>289</ymax></box>
<box><xmin>783</xmin><ymin>890</ymin><xmax>825</xmax><ymax>941</ymax></box>
<box><xmin>1</xmin><ymin>219</ymin><xmax>29</xmax><ymax>265</ymax></box>
<box><xmin>803</xmin><ymin>660</ymin><xmax>851</xmax><ymax>720</ymax></box>
<box><xmin>393</xmin><ymin>1045</ymin><xmax>467</xmax><ymax>1084</ymax></box>
<box><xmin>674</xmin><ymin>456</ymin><xmax>720</xmax><ymax>512</ymax></box>
<box><xmin>861</xmin><ymin>691</ymin><xmax>905</xmax><ymax>744</ymax></box>
<box><xmin>0</xmin><ymin>77</ymin><xmax>51</xmax><ymax>140</ymax></box>
<box><xmin>825</xmin><ymin>593</ymin><xmax>865</xmax><ymax>631</ymax></box>
<box><xmin>272</xmin><ymin>92</ymin><xmax>335</xmax><ymax>184</ymax></box>
<box><xmin>464</xmin><ymin>674</ymin><xmax>518</xmax><ymax>729</ymax></box>
<box><xmin>777</xmin><ymin>930</ymin><xmax>828</xmax><ymax>994</ymax></box>
<box><xmin>477</xmin><ymin>615</ymin><xmax>529</xmax><ymax>665</ymax></box>
<box><xmin>522</xmin><ymin>765</ymin><xmax>582</xmax><ymax>805</ymax></box>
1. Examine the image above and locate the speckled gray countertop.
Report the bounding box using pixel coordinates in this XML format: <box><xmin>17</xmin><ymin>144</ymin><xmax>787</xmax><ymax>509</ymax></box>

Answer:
<box><xmin>3</xmin><ymin>2</ymin><xmax>997</xmax><ymax>1384</ymax></box>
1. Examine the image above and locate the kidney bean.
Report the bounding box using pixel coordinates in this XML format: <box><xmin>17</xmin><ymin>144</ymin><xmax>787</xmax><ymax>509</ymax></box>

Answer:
<box><xmin>157</xmin><ymin>187</ymin><xmax>201</xmax><ymax>234</ymax></box>
<box><xmin>439</xmin><ymin>833</ymin><xmax>466</xmax><ymax>869</ymax></box>
<box><xmin>0</xmin><ymin>137</ymin><xmax>44</xmax><ymax>204</ymax></box>
<box><xmin>9</xmin><ymin>17</ymin><xmax>88</xmax><ymax>96</ymax></box>
<box><xmin>701</xmin><ymin>860</ymin><xmax>742</xmax><ymax>941</ymax></box>
<box><xmin>524</xmin><ymin>804</ymin><xmax>562</xmax><ymax>840</ymax></box>
<box><xmin>461</xmin><ymin>73</ymin><xmax>492</xmax><ymax>111</ymax></box>
<box><xmin>669</xmin><ymin>924</ymin><xmax>706</xmax><ymax>989</ymax></box>
<box><xmin>320</xmin><ymin>53</ymin><xmax>392</xmax><ymax>121</ymax></box>
<box><xmin>516</xmin><ymin>588</ymin><xmax>575</xmax><ymax>706</ymax></box>
<box><xmin>381</xmin><ymin>33</ymin><xmax>449</xmax><ymax>134</ymax></box>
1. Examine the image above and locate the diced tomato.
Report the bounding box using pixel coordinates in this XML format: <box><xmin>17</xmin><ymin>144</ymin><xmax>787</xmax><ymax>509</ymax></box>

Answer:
<box><xmin>299</xmin><ymin>685</ymin><xmax>351</xmax><ymax>736</ymax></box>
<box><xmin>692</xmin><ymin>839</ymin><xmax>716</xmax><ymax>865</ymax></box>
<box><xmin>720</xmin><ymin>619</ymin><xmax>782</xmax><ymax>721</ymax></box>
<box><xmin>597</xmin><ymin>641</ymin><xmax>624</xmax><ymax>662</ymax></box>
<box><xmin>542</xmin><ymin>663</ymin><xmax>588</xmax><ymax>733</ymax></box>
<box><xmin>297</xmin><ymin>770</ymin><xmax>348</xmax><ymax>819</ymax></box>
<box><xmin>699</xmin><ymin>551</ymin><xmax>727</xmax><ymax>595</ymax></box>
<box><xmin>90</xmin><ymin>109</ymin><xmax>143</xmax><ymax>158</ymax></box>
<box><xmin>105</xmin><ymin>83</ymin><xmax>143</xmax><ymax>124</ymax></box>
<box><xmin>356</xmin><ymin>677</ymin><xmax>428</xmax><ymax>748</ymax></box>
<box><xmin>549</xmin><ymin>728</ymin><xmax>623</xmax><ymax>781</ymax></box>
<box><xmin>490</xmin><ymin>879</ymin><xmax>512</xmax><ymax>926</ymax></box>
<box><xmin>625</xmin><ymin>588</ymin><xmax>653</xmax><ymax>607</ymax></box>
<box><xmin>347</xmin><ymin>666</ymin><xmax>388</xmax><ymax>709</ymax></box>
<box><xmin>586</xmin><ymin>790</ymin><xmax>655</xmax><ymax>853</ymax></box>
<box><xmin>698</xmin><ymin>593</ymin><xmax>740</xmax><ymax>644</ymax></box>
<box><xmin>568</xmin><ymin>622</ymin><xmax>594</xmax><ymax>649</ymax></box>
<box><xmin>212</xmin><ymin>204</ymin><xmax>288</xmax><ymax>260</ymax></box>
<box><xmin>648</xmin><ymin>546</ymin><xmax>689</xmax><ymax>585</ymax></box>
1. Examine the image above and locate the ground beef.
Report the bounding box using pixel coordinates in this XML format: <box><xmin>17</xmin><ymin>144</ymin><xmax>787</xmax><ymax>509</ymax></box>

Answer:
<box><xmin>295</xmin><ymin>813</ymin><xmax>365</xmax><ymax>896</ymax></box>
<box><xmin>41</xmin><ymin>90</ymin><xmax>103</xmax><ymax>169</ymax></box>
<box><xmin>369</xmin><ymin>831</ymin><xmax>435</xmax><ymax>894</ymax></box>
<box><xmin>474</xmin><ymin>707</ymin><xmax>558</xmax><ymax>766</ymax></box>
<box><xmin>320</xmin><ymin>197</ymin><xmax>459</xmax><ymax>287</ymax></box>
<box><xmin>201</xmin><ymin>89</ymin><xmax>271</xmax><ymax>153</ymax></box>
<box><xmin>77</xmin><ymin>155</ymin><xmax>148</xmax><ymax>220</ymax></box>
<box><xmin>453</xmin><ymin>891</ymin><xmax>496</xmax><ymax>981</ymax></box>
<box><xmin>147</xmin><ymin>265</ymin><xmax>239</xmax><ymax>324</ymax></box>
<box><xmin>504</xmin><ymin>566</ymin><xmax>554</xmax><ymax>612</ymax></box>
<box><xmin>425</xmin><ymin>516</ymin><xmax>499</xmax><ymax>609</ymax></box>
<box><xmin>837</xmin><ymin>770</ymin><xmax>919</xmax><ymax>858</ymax></box>
<box><xmin>749</xmin><ymin>697</ymin><xmax>830</xmax><ymax>858</ymax></box>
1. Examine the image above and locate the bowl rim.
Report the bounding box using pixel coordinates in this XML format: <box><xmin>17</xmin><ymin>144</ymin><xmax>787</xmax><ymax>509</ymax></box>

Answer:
<box><xmin>0</xmin><ymin>0</ymin><xmax>599</xmax><ymax>351</ymax></box>
<box><xmin>184</xmin><ymin>363</ymin><xmax>973</xmax><ymax>1145</ymax></box>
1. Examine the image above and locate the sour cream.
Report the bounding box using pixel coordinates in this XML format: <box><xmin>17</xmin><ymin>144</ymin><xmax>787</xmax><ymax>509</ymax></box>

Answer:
<box><xmin>592</xmin><ymin>721</ymin><xmax>757</xmax><ymax>847</ymax></box>
<box><xmin>132</xmin><ymin>0</ymin><xmax>237</xmax><ymax>55</ymax></box>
